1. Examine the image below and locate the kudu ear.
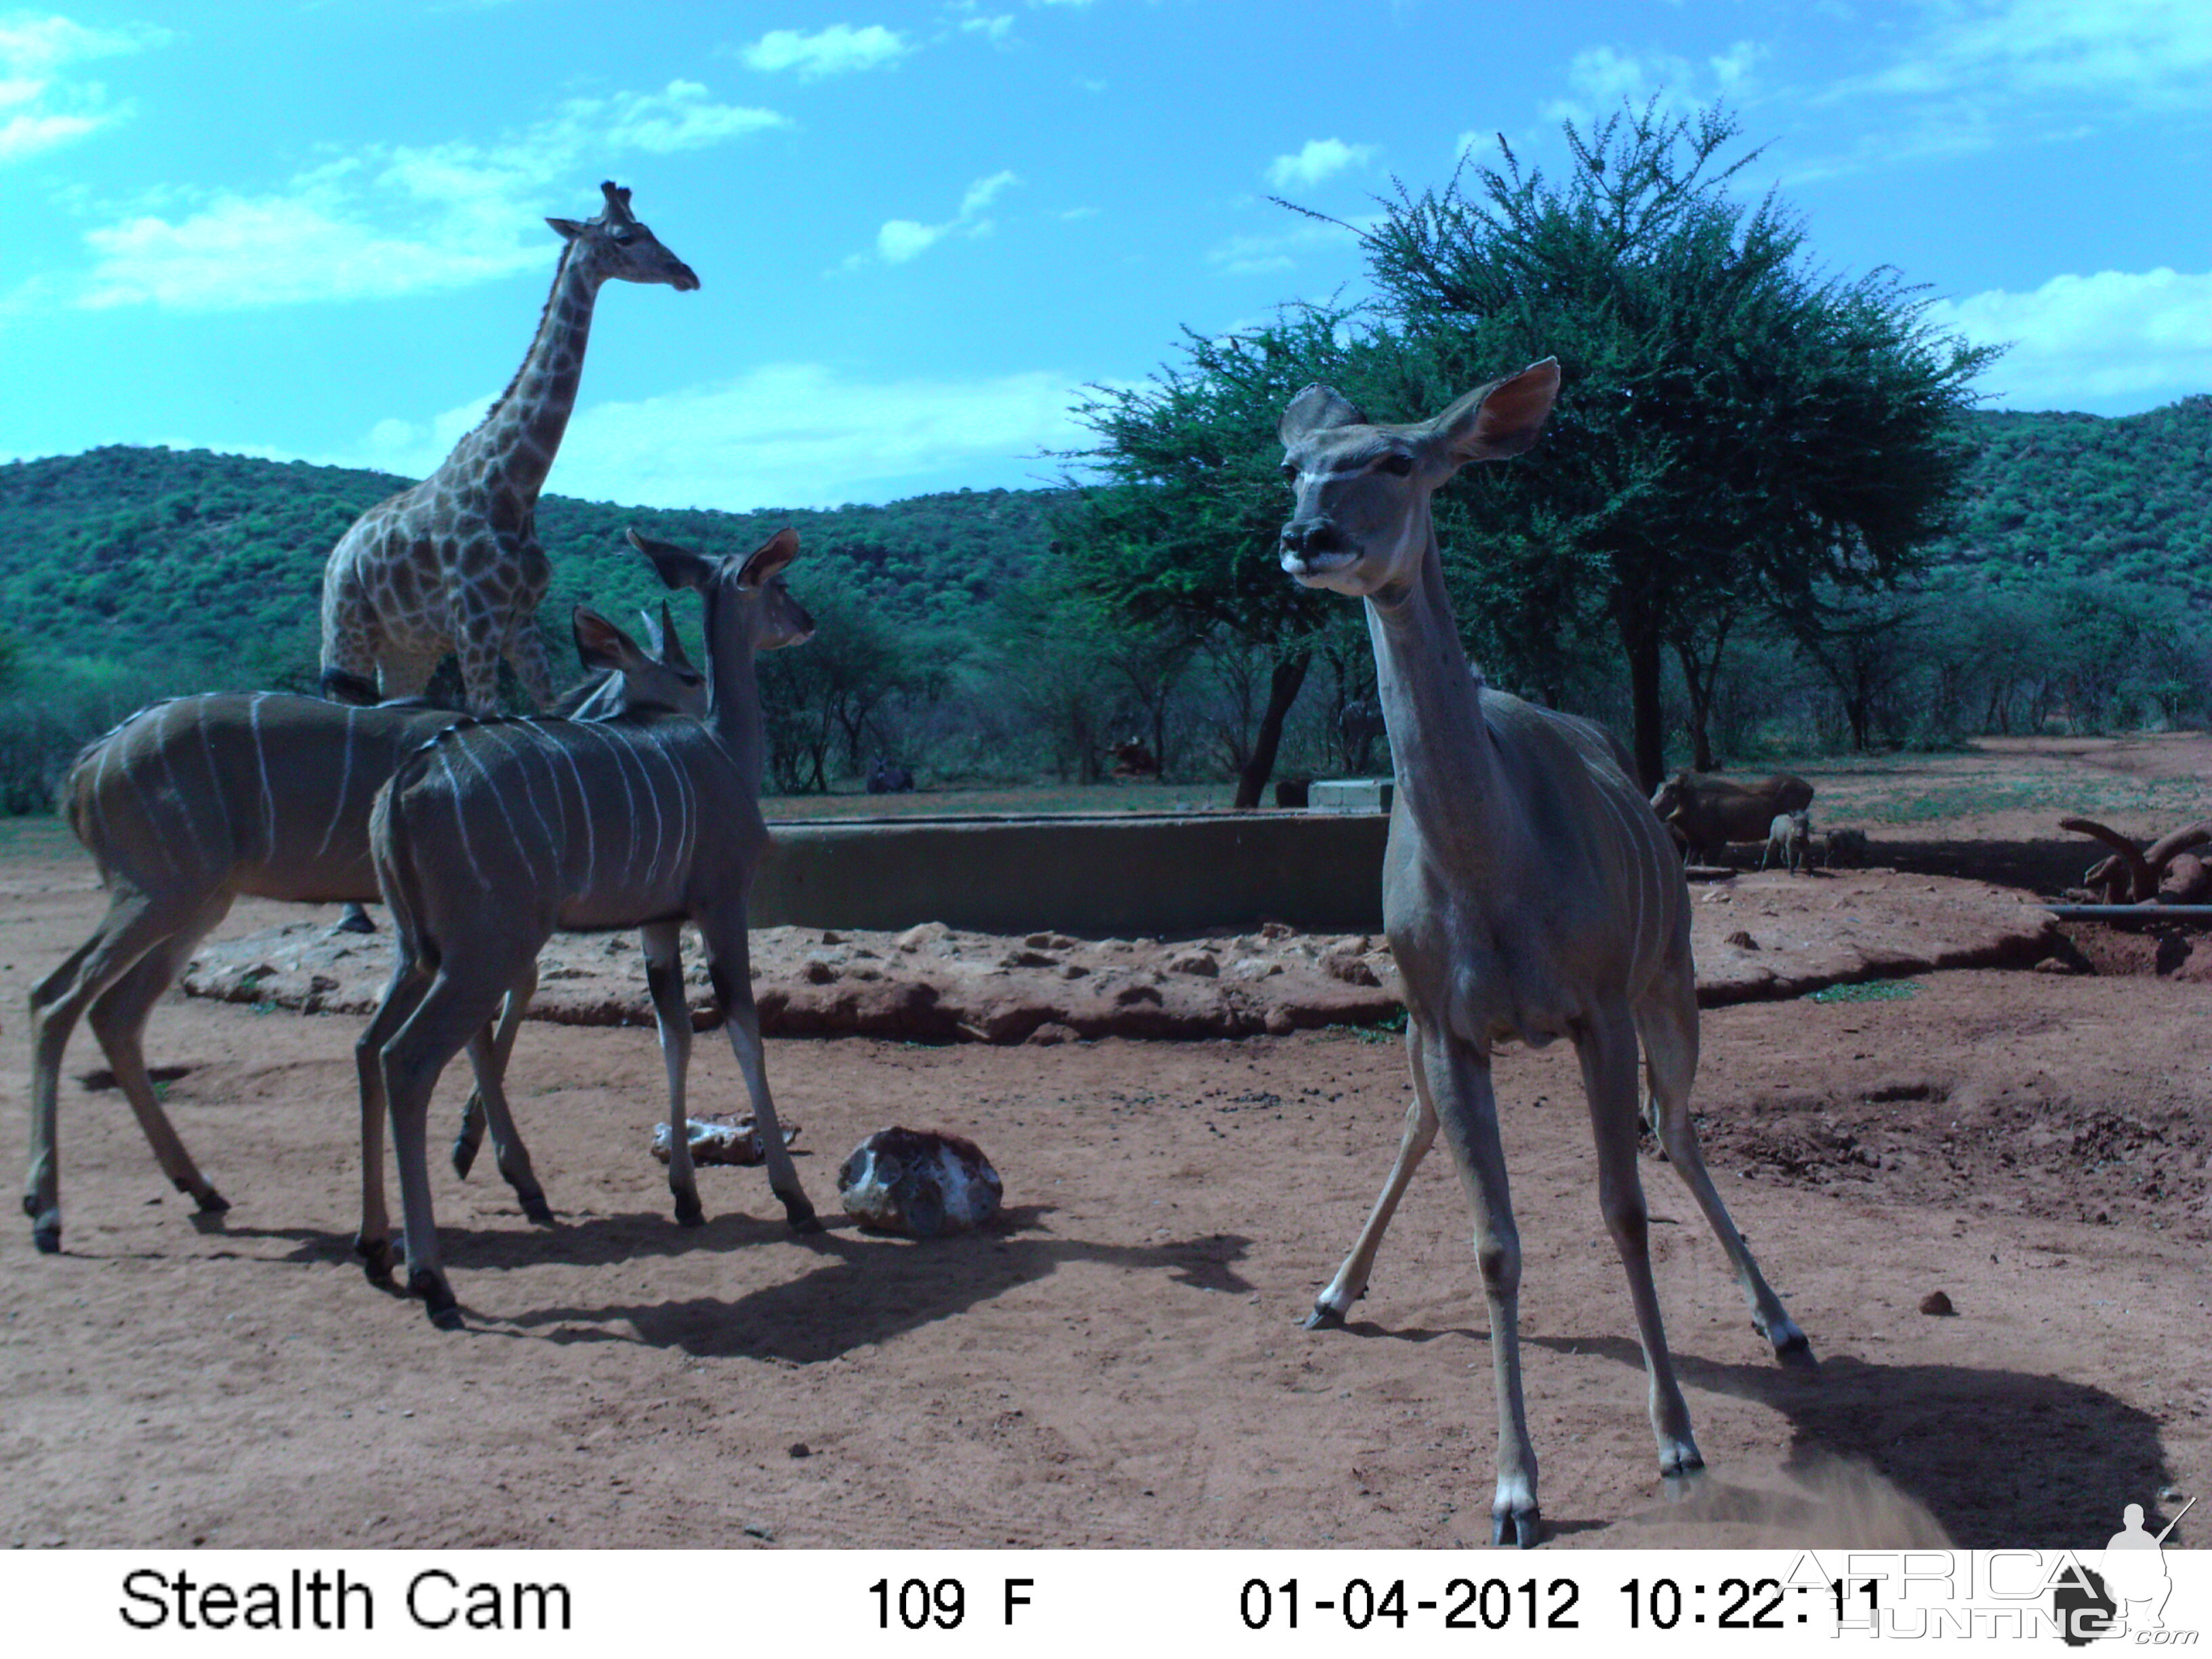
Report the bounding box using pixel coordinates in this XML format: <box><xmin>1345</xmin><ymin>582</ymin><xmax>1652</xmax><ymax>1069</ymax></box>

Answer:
<box><xmin>547</xmin><ymin>216</ymin><xmax>586</xmax><ymax>242</ymax></box>
<box><xmin>641</xmin><ymin>600</ymin><xmax>696</xmax><ymax>672</ymax></box>
<box><xmin>1279</xmin><ymin>384</ymin><xmax>1370</xmax><ymax>445</ymax></box>
<box><xmin>1427</xmin><ymin>358</ymin><xmax>1560</xmax><ymax>466</ymax></box>
<box><xmin>626</xmin><ymin>526</ymin><xmax>717</xmax><ymax>594</ymax></box>
<box><xmin>739</xmin><ymin>527</ymin><xmax>801</xmax><ymax>588</ymax></box>
<box><xmin>572</xmin><ymin>606</ymin><xmax>650</xmax><ymax>674</ymax></box>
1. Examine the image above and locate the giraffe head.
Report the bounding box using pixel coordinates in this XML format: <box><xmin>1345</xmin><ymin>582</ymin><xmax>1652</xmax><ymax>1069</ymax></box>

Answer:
<box><xmin>547</xmin><ymin>180</ymin><xmax>700</xmax><ymax>292</ymax></box>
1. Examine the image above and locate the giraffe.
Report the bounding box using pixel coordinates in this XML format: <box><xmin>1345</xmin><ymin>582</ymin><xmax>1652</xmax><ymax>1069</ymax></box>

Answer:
<box><xmin>319</xmin><ymin>180</ymin><xmax>699</xmax><ymax>718</ymax></box>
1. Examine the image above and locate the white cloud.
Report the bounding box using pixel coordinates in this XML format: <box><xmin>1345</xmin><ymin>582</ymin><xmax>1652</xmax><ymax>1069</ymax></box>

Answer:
<box><xmin>1925</xmin><ymin>266</ymin><xmax>2212</xmax><ymax>410</ymax></box>
<box><xmin>1862</xmin><ymin>0</ymin><xmax>2212</xmax><ymax>110</ymax></box>
<box><xmin>961</xmin><ymin>14</ymin><xmax>1015</xmax><ymax>43</ymax></box>
<box><xmin>341</xmin><ymin>363</ymin><xmax>1092</xmax><ymax>509</ymax></box>
<box><xmin>959</xmin><ymin>169</ymin><xmax>1019</xmax><ymax>218</ymax></box>
<box><xmin>1539</xmin><ymin>41</ymin><xmax>1764</xmax><ymax>125</ymax></box>
<box><xmin>1206</xmin><ymin>216</ymin><xmax>1361</xmax><ymax>279</ymax></box>
<box><xmin>62</xmin><ymin>81</ymin><xmax>784</xmax><ymax>311</ymax></box>
<box><xmin>739</xmin><ymin>24</ymin><xmax>911</xmax><ymax>79</ymax></box>
<box><xmin>0</xmin><ymin>11</ymin><xmax>168</xmax><ymax>164</ymax></box>
<box><xmin>843</xmin><ymin>170</ymin><xmax>1021</xmax><ymax>270</ymax></box>
<box><xmin>1264</xmin><ymin>138</ymin><xmax>1377</xmax><ymax>192</ymax></box>
<box><xmin>876</xmin><ymin>218</ymin><xmax>945</xmax><ymax>264</ymax></box>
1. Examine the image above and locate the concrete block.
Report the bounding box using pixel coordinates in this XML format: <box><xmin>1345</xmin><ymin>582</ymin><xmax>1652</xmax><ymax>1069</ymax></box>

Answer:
<box><xmin>1307</xmin><ymin>778</ymin><xmax>1395</xmax><ymax>815</ymax></box>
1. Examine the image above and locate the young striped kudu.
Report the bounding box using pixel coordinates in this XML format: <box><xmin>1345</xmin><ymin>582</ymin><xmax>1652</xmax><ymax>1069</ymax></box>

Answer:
<box><xmin>22</xmin><ymin>609</ymin><xmax>703</xmax><ymax>1256</ymax></box>
<box><xmin>1275</xmin><ymin>360</ymin><xmax>1811</xmax><ymax>1547</ymax></box>
<box><xmin>358</xmin><ymin>527</ymin><xmax>817</xmax><ymax>1326</ymax></box>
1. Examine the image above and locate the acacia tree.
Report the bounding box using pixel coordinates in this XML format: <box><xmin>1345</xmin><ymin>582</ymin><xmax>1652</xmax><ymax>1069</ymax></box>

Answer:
<box><xmin>1052</xmin><ymin>308</ymin><xmax>1368</xmax><ymax>806</ymax></box>
<box><xmin>1344</xmin><ymin>100</ymin><xmax>1996</xmax><ymax>787</ymax></box>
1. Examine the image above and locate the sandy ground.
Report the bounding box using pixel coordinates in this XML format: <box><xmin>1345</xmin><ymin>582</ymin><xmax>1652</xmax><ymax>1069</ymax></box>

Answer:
<box><xmin>3</xmin><ymin>739</ymin><xmax>2209</xmax><ymax>1552</ymax></box>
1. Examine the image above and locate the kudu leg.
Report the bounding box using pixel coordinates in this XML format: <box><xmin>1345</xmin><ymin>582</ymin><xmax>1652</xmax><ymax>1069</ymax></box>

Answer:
<box><xmin>1422</xmin><ymin>1022</ymin><xmax>1540</xmax><ymax>1548</ymax></box>
<box><xmin>699</xmin><ymin>907</ymin><xmax>817</xmax><ymax>1233</ymax></box>
<box><xmin>1578</xmin><ymin>1004</ymin><xmax>1702</xmax><ymax>1484</ymax></box>
<box><xmin>1637</xmin><ymin>988</ymin><xmax>1811</xmax><ymax>1365</ymax></box>
<box><xmin>1304</xmin><ymin>1023</ymin><xmax>1438</xmax><ymax>1328</ymax></box>
<box><xmin>380</xmin><ymin>966</ymin><xmax>518</xmax><ymax>1327</ymax></box>
<box><xmin>459</xmin><ymin>1021</ymin><xmax>551</xmax><ymax>1226</ymax></box>
<box><xmin>451</xmin><ymin>964</ymin><xmax>554</xmax><ymax>1226</ymax></box>
<box><xmin>83</xmin><ymin>899</ymin><xmax>237</xmax><ymax>1218</ymax></box>
<box><xmin>25</xmin><ymin>895</ymin><xmax>190</xmax><ymax>1253</ymax></box>
<box><xmin>640</xmin><ymin>922</ymin><xmax>702</xmax><ymax>1227</ymax></box>
<box><xmin>353</xmin><ymin>954</ymin><xmax>436</xmax><ymax>1284</ymax></box>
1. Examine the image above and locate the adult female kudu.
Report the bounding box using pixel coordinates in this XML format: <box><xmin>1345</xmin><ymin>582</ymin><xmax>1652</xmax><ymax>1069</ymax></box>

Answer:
<box><xmin>358</xmin><ymin>528</ymin><xmax>817</xmax><ymax>1326</ymax></box>
<box><xmin>1275</xmin><ymin>360</ymin><xmax>1811</xmax><ymax>1547</ymax></box>
<box><xmin>23</xmin><ymin>608</ymin><xmax>702</xmax><ymax>1255</ymax></box>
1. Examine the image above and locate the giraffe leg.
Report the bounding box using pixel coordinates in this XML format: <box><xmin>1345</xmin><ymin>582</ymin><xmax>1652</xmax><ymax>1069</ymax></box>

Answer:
<box><xmin>507</xmin><ymin>623</ymin><xmax>556</xmax><ymax>712</ymax></box>
<box><xmin>453</xmin><ymin>589</ymin><xmax>510</xmax><ymax>718</ymax></box>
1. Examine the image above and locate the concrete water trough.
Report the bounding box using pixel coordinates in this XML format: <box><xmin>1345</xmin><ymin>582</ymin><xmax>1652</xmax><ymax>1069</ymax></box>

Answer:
<box><xmin>749</xmin><ymin>809</ymin><xmax>1391</xmax><ymax>936</ymax></box>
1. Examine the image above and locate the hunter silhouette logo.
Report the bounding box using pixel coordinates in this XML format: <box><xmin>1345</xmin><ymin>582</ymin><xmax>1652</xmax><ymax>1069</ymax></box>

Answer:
<box><xmin>2055</xmin><ymin>1496</ymin><xmax>2196</xmax><ymax>1646</ymax></box>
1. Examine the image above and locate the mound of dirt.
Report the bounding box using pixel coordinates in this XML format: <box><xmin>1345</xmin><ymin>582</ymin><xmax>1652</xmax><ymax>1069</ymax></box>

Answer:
<box><xmin>180</xmin><ymin>870</ymin><xmax>2057</xmax><ymax>1040</ymax></box>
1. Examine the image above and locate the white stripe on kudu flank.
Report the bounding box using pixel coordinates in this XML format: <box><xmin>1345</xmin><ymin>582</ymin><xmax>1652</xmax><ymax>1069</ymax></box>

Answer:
<box><xmin>434</xmin><ymin>750</ymin><xmax>490</xmax><ymax>893</ymax></box>
<box><xmin>457</xmin><ymin>733</ymin><xmax>531</xmax><ymax>867</ymax></box>
<box><xmin>575</xmin><ymin>723</ymin><xmax>644</xmax><ymax>883</ymax></box>
<box><xmin>154</xmin><ymin>705</ymin><xmax>212</xmax><ymax>869</ymax></box>
<box><xmin>249</xmin><ymin>694</ymin><xmax>277</xmax><ymax>862</ymax></box>
<box><xmin>483</xmin><ymin>724</ymin><xmax>558</xmax><ymax>857</ymax></box>
<box><xmin>317</xmin><ymin>704</ymin><xmax>360</xmax><ymax>859</ymax></box>
<box><xmin>553</xmin><ymin>737</ymin><xmax>597</xmax><ymax>895</ymax></box>
<box><xmin>197</xmin><ymin>701</ymin><xmax>237</xmax><ymax>847</ymax></box>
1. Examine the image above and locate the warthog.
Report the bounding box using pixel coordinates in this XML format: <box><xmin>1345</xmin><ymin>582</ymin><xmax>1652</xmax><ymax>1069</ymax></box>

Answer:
<box><xmin>1650</xmin><ymin>770</ymin><xmax>1816</xmax><ymax>862</ymax></box>
<box><xmin>1761</xmin><ymin>809</ymin><xmax>1813</xmax><ymax>874</ymax></box>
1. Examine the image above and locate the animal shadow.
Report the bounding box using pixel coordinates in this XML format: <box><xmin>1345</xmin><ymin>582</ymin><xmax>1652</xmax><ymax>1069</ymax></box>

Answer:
<box><xmin>497</xmin><ymin>1206</ymin><xmax>1256</xmax><ymax>1362</ymax></box>
<box><xmin>1532</xmin><ymin>1332</ymin><xmax>2176</xmax><ymax>1550</ymax></box>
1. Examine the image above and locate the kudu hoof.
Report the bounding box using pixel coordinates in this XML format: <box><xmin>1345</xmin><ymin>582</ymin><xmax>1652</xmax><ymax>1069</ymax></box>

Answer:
<box><xmin>32</xmin><ymin>1221</ymin><xmax>62</xmax><ymax>1256</ymax></box>
<box><xmin>1299</xmin><ymin>1303</ymin><xmax>1347</xmax><ymax>1332</ymax></box>
<box><xmin>1492</xmin><ymin>1506</ymin><xmax>1544</xmax><ymax>1549</ymax></box>
<box><xmin>409</xmin><ymin>1269</ymin><xmax>461</xmax><ymax>1329</ymax></box>
<box><xmin>520</xmin><ymin>1192</ymin><xmax>556</xmax><ymax>1226</ymax></box>
<box><xmin>450</xmin><ymin>1136</ymin><xmax>480</xmax><ymax>1181</ymax></box>
<box><xmin>783</xmin><ymin>1200</ymin><xmax>823</xmax><ymax>1235</ymax></box>
<box><xmin>356</xmin><ymin>1237</ymin><xmax>396</xmax><ymax>1284</ymax></box>
<box><xmin>673</xmin><ymin>1193</ymin><xmax>705</xmax><ymax>1229</ymax></box>
<box><xmin>193</xmin><ymin>1189</ymin><xmax>231</xmax><ymax>1216</ymax></box>
<box><xmin>332</xmin><ymin>909</ymin><xmax>378</xmax><ymax>936</ymax></box>
<box><xmin>1774</xmin><ymin>1331</ymin><xmax>1818</xmax><ymax>1370</ymax></box>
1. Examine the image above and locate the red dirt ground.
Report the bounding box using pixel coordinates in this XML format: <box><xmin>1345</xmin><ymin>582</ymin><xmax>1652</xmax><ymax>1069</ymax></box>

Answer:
<box><xmin>3</xmin><ymin>737</ymin><xmax>2207</xmax><ymax>1552</ymax></box>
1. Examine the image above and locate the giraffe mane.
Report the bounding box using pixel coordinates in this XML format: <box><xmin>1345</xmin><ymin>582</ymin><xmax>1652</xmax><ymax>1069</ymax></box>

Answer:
<box><xmin>470</xmin><ymin>233</ymin><xmax>584</xmax><ymax>438</ymax></box>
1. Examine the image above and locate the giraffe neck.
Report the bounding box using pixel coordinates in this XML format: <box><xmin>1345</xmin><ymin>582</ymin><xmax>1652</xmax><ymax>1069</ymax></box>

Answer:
<box><xmin>456</xmin><ymin>245</ymin><xmax>607</xmax><ymax>505</ymax></box>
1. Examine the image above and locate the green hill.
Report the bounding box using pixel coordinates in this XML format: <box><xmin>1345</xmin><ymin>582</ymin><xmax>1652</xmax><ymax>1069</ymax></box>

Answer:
<box><xmin>0</xmin><ymin>444</ymin><xmax>1066</xmax><ymax>683</ymax></box>
<box><xmin>1939</xmin><ymin>394</ymin><xmax>2212</xmax><ymax>598</ymax></box>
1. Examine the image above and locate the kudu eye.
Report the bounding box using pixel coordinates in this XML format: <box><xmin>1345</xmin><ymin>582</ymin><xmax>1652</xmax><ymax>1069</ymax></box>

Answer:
<box><xmin>1279</xmin><ymin>463</ymin><xmax>1298</xmax><ymax>485</ymax></box>
<box><xmin>1377</xmin><ymin>453</ymin><xmax>1414</xmax><ymax>478</ymax></box>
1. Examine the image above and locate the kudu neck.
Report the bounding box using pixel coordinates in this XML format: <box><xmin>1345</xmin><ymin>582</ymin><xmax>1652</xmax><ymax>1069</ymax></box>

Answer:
<box><xmin>1364</xmin><ymin>507</ymin><xmax>1496</xmax><ymax>832</ymax></box>
<box><xmin>703</xmin><ymin>594</ymin><xmax>766</xmax><ymax>796</ymax></box>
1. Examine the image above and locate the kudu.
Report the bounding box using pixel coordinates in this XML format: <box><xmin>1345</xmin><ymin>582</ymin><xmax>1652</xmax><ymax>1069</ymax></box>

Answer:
<box><xmin>23</xmin><ymin>609</ymin><xmax>703</xmax><ymax>1256</ymax></box>
<box><xmin>358</xmin><ymin>527</ymin><xmax>817</xmax><ymax>1326</ymax></box>
<box><xmin>1275</xmin><ymin>360</ymin><xmax>1810</xmax><ymax>1547</ymax></box>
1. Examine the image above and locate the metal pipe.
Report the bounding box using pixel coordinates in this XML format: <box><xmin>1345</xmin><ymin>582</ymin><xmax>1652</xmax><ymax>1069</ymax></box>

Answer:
<box><xmin>2043</xmin><ymin>904</ymin><xmax>2212</xmax><ymax>921</ymax></box>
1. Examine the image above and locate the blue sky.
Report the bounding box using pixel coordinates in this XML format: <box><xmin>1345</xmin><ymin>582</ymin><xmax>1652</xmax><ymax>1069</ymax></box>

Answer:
<box><xmin>2</xmin><ymin>1</ymin><xmax>2208</xmax><ymax>510</ymax></box>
